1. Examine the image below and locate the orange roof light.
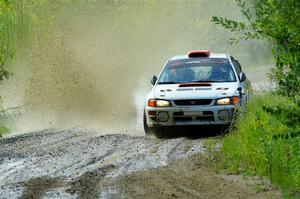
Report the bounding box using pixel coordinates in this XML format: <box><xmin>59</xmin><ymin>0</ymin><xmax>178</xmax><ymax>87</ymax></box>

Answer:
<box><xmin>187</xmin><ymin>50</ymin><xmax>210</xmax><ymax>58</ymax></box>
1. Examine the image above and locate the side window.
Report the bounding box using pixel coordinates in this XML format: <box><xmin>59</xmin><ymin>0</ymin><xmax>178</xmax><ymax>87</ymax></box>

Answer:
<box><xmin>230</xmin><ymin>56</ymin><xmax>242</xmax><ymax>75</ymax></box>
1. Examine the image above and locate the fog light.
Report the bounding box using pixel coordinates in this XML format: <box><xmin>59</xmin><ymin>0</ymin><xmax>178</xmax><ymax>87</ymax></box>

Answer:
<box><xmin>218</xmin><ymin>110</ymin><xmax>232</xmax><ymax>121</ymax></box>
<box><xmin>149</xmin><ymin>111</ymin><xmax>156</xmax><ymax>116</ymax></box>
<box><xmin>157</xmin><ymin>111</ymin><xmax>169</xmax><ymax>122</ymax></box>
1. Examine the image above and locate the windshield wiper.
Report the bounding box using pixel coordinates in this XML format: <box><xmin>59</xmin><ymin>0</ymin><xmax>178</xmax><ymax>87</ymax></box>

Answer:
<box><xmin>158</xmin><ymin>81</ymin><xmax>177</xmax><ymax>84</ymax></box>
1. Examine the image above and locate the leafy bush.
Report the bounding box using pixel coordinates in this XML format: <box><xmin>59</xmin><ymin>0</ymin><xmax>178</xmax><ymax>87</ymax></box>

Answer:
<box><xmin>221</xmin><ymin>93</ymin><xmax>300</xmax><ymax>197</ymax></box>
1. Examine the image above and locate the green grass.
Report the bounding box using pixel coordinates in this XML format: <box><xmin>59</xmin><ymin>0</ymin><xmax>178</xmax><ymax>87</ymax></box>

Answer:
<box><xmin>0</xmin><ymin>109</ymin><xmax>9</xmax><ymax>137</ymax></box>
<box><xmin>0</xmin><ymin>98</ymin><xmax>8</xmax><ymax>137</ymax></box>
<box><xmin>0</xmin><ymin>124</ymin><xmax>8</xmax><ymax>137</ymax></box>
<box><xmin>218</xmin><ymin>93</ymin><xmax>300</xmax><ymax>198</ymax></box>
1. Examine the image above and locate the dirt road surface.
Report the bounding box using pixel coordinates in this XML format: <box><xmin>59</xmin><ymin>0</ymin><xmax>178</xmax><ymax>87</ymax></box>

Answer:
<box><xmin>0</xmin><ymin>129</ymin><xmax>281</xmax><ymax>199</ymax></box>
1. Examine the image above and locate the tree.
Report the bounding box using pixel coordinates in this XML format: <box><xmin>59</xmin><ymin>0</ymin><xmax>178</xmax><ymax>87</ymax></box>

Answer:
<box><xmin>212</xmin><ymin>0</ymin><xmax>300</xmax><ymax>97</ymax></box>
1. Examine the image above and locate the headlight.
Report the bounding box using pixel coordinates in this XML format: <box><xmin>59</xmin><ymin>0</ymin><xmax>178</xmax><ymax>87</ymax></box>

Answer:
<box><xmin>148</xmin><ymin>99</ymin><xmax>172</xmax><ymax>107</ymax></box>
<box><xmin>216</xmin><ymin>98</ymin><xmax>231</xmax><ymax>105</ymax></box>
<box><xmin>215</xmin><ymin>96</ymin><xmax>239</xmax><ymax>105</ymax></box>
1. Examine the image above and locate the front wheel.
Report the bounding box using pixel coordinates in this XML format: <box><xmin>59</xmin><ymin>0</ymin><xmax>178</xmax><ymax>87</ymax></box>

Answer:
<box><xmin>143</xmin><ymin>112</ymin><xmax>170</xmax><ymax>138</ymax></box>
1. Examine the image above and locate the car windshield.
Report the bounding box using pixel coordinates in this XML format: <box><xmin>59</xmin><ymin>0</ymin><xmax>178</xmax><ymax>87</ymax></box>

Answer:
<box><xmin>158</xmin><ymin>58</ymin><xmax>236</xmax><ymax>84</ymax></box>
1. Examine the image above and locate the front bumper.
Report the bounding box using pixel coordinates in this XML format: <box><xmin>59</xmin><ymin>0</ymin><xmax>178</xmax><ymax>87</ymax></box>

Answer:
<box><xmin>145</xmin><ymin>105</ymin><xmax>236</xmax><ymax>127</ymax></box>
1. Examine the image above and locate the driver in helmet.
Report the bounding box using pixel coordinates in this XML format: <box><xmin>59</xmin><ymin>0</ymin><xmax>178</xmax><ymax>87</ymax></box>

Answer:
<box><xmin>211</xmin><ymin>65</ymin><xmax>230</xmax><ymax>81</ymax></box>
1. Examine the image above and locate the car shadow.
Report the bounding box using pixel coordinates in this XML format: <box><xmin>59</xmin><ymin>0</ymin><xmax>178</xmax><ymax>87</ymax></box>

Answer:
<box><xmin>161</xmin><ymin>125</ymin><xmax>231</xmax><ymax>139</ymax></box>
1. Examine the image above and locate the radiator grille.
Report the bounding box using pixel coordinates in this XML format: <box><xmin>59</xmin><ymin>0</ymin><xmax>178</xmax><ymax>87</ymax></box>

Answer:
<box><xmin>174</xmin><ymin>99</ymin><xmax>212</xmax><ymax>106</ymax></box>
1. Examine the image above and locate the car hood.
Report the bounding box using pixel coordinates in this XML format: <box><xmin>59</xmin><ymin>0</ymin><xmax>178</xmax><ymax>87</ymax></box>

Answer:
<box><xmin>153</xmin><ymin>83</ymin><xmax>239</xmax><ymax>100</ymax></box>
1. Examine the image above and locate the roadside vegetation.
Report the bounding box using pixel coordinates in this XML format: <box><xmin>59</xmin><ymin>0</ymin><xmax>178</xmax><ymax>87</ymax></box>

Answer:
<box><xmin>217</xmin><ymin>94</ymin><xmax>300</xmax><ymax>197</ymax></box>
<box><xmin>0</xmin><ymin>0</ymin><xmax>22</xmax><ymax>136</ymax></box>
<box><xmin>212</xmin><ymin>0</ymin><xmax>300</xmax><ymax>197</ymax></box>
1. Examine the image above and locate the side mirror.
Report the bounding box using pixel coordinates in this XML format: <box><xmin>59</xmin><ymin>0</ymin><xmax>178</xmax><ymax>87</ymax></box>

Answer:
<box><xmin>239</xmin><ymin>72</ymin><xmax>246</xmax><ymax>82</ymax></box>
<box><xmin>150</xmin><ymin>75</ymin><xmax>157</xmax><ymax>85</ymax></box>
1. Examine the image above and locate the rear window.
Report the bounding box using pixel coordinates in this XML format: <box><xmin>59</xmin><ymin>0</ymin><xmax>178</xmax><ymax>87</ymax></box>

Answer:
<box><xmin>158</xmin><ymin>58</ymin><xmax>236</xmax><ymax>84</ymax></box>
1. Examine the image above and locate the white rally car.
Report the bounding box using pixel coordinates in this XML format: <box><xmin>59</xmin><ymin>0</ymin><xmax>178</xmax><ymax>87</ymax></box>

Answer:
<box><xmin>143</xmin><ymin>50</ymin><xmax>252</xmax><ymax>137</ymax></box>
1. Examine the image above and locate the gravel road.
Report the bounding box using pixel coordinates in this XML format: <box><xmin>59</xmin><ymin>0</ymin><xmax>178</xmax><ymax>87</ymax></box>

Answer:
<box><xmin>0</xmin><ymin>128</ymin><xmax>281</xmax><ymax>199</ymax></box>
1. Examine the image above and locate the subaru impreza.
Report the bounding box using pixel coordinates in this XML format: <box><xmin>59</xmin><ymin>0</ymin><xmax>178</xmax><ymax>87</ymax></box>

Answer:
<box><xmin>143</xmin><ymin>50</ymin><xmax>252</xmax><ymax>138</ymax></box>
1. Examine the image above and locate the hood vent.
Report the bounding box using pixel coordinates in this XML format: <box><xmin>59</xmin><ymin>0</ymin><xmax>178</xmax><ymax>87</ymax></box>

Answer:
<box><xmin>179</xmin><ymin>83</ymin><xmax>211</xmax><ymax>87</ymax></box>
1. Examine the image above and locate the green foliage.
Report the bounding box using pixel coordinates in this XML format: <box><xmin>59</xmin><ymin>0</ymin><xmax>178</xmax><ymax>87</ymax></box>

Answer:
<box><xmin>212</xmin><ymin>0</ymin><xmax>300</xmax><ymax>97</ymax></box>
<box><xmin>221</xmin><ymin>94</ymin><xmax>300</xmax><ymax>197</ymax></box>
